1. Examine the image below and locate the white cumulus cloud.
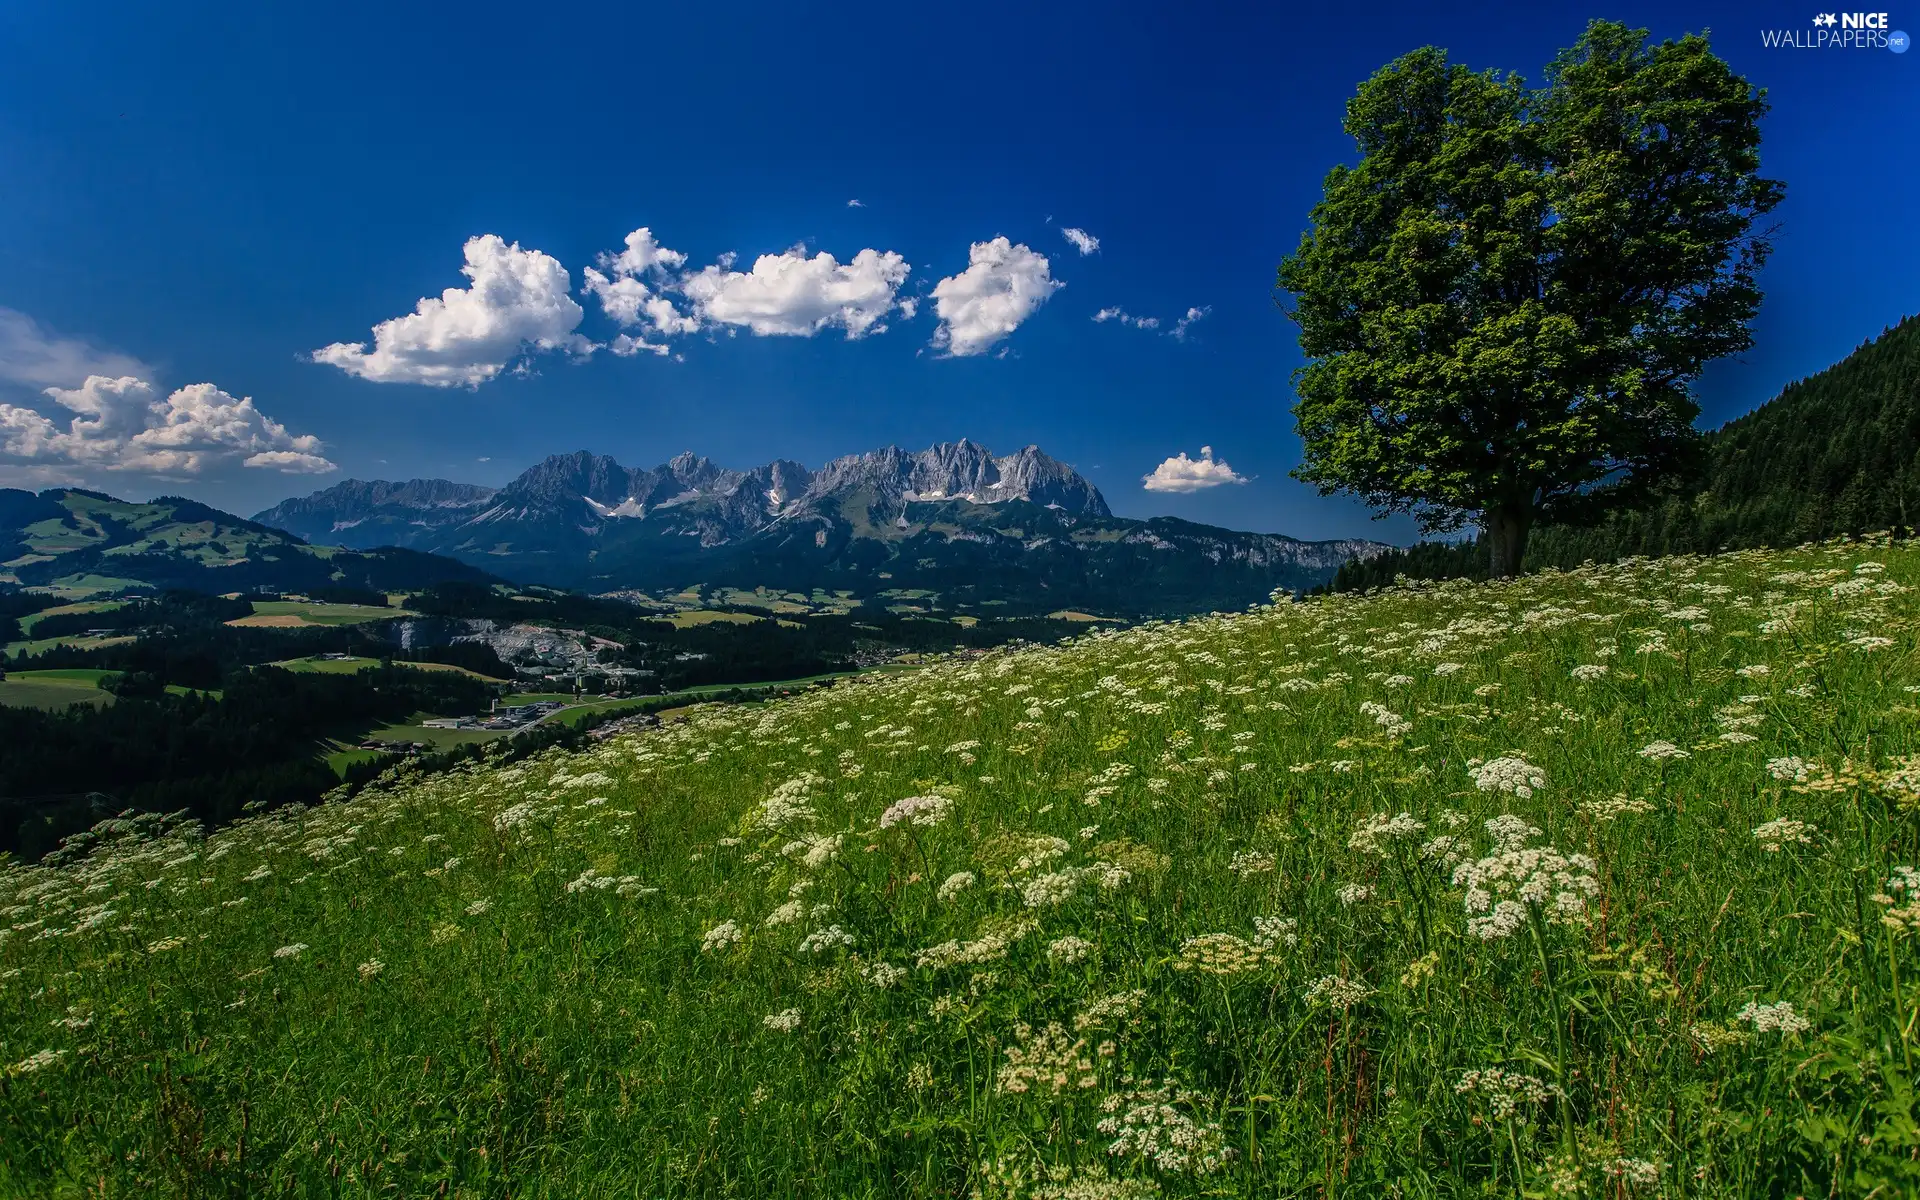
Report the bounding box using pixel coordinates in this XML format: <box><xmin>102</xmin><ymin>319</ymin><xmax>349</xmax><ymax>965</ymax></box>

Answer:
<box><xmin>679</xmin><ymin>246</ymin><xmax>911</xmax><ymax>338</ymax></box>
<box><xmin>311</xmin><ymin>234</ymin><xmax>591</xmax><ymax>388</ymax></box>
<box><xmin>930</xmin><ymin>238</ymin><xmax>1062</xmax><ymax>358</ymax></box>
<box><xmin>1092</xmin><ymin>306</ymin><xmax>1158</xmax><ymax>330</ymax></box>
<box><xmin>582</xmin><ymin>227</ymin><xmax>700</xmax><ymax>358</ymax></box>
<box><xmin>0</xmin><ymin>375</ymin><xmax>334</xmax><ymax>476</ymax></box>
<box><xmin>1141</xmin><ymin>445</ymin><xmax>1248</xmax><ymax>493</ymax></box>
<box><xmin>1062</xmin><ymin>227</ymin><xmax>1100</xmax><ymax>256</ymax></box>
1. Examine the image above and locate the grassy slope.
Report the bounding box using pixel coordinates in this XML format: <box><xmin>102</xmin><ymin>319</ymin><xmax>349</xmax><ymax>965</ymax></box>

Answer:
<box><xmin>0</xmin><ymin>670</ymin><xmax>222</xmax><ymax>710</ymax></box>
<box><xmin>232</xmin><ymin>601</ymin><xmax>413</xmax><ymax>628</ymax></box>
<box><xmin>0</xmin><ymin>672</ymin><xmax>114</xmax><ymax>710</ymax></box>
<box><xmin>5</xmin><ymin>540</ymin><xmax>1920</xmax><ymax>1195</ymax></box>
<box><xmin>271</xmin><ymin>656</ymin><xmax>494</xmax><ymax>679</ymax></box>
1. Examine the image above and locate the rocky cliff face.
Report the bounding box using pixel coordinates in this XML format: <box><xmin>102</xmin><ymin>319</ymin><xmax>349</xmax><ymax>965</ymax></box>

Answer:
<box><xmin>794</xmin><ymin>440</ymin><xmax>1109</xmax><ymax>523</ymax></box>
<box><xmin>252</xmin><ymin>478</ymin><xmax>498</xmax><ymax>546</ymax></box>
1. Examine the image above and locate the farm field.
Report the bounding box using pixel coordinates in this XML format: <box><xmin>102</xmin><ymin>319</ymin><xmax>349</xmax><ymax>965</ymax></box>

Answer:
<box><xmin>270</xmin><ymin>655</ymin><xmax>496</xmax><ymax>680</ymax></box>
<box><xmin>0</xmin><ymin>669</ymin><xmax>114</xmax><ymax>710</ymax></box>
<box><xmin>14</xmin><ymin>601</ymin><xmax>126</xmax><ymax>637</ymax></box>
<box><xmin>5</xmin><ymin>540</ymin><xmax>1919</xmax><ymax>1195</ymax></box>
<box><xmin>227</xmin><ymin>601</ymin><xmax>413</xmax><ymax>628</ymax></box>
<box><xmin>1</xmin><ymin>634</ymin><xmax>135</xmax><ymax>659</ymax></box>
<box><xmin>0</xmin><ymin>669</ymin><xmax>215</xmax><ymax>710</ymax></box>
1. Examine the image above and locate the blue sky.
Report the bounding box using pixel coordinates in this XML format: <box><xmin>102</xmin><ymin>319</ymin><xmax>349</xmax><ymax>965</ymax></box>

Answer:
<box><xmin>0</xmin><ymin>0</ymin><xmax>1913</xmax><ymax>542</ymax></box>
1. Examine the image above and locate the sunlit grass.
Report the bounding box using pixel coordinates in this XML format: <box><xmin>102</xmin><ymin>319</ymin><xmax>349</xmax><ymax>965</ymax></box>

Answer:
<box><xmin>4</xmin><ymin>537</ymin><xmax>1919</xmax><ymax>1196</ymax></box>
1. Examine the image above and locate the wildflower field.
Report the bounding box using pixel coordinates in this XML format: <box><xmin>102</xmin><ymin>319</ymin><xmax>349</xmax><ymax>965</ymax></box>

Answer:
<box><xmin>6</xmin><ymin>540</ymin><xmax>1920</xmax><ymax>1197</ymax></box>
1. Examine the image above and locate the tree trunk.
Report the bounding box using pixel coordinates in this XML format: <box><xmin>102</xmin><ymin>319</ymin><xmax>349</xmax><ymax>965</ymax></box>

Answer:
<box><xmin>1486</xmin><ymin>506</ymin><xmax>1532</xmax><ymax>579</ymax></box>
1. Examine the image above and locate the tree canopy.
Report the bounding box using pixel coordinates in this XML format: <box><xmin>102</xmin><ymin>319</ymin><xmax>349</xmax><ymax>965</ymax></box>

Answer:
<box><xmin>1277</xmin><ymin>20</ymin><xmax>1783</xmax><ymax>575</ymax></box>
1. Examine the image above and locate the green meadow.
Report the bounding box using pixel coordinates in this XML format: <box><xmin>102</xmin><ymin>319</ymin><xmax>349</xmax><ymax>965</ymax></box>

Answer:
<box><xmin>4</xmin><ymin>539</ymin><xmax>1919</xmax><ymax>1196</ymax></box>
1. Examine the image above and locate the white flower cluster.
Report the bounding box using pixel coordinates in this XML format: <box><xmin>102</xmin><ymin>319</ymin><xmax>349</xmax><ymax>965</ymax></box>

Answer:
<box><xmin>996</xmin><ymin>1023</ymin><xmax>1098</xmax><ymax>1096</ymax></box>
<box><xmin>749</xmin><ymin>773</ymin><xmax>821</xmax><ymax>834</ymax></box>
<box><xmin>916</xmin><ymin>920</ymin><xmax>1034</xmax><ymax>969</ymax></box>
<box><xmin>1569</xmin><ymin>663</ymin><xmax>1609</xmax><ymax>681</ymax></box>
<box><xmin>1074</xmin><ymin>989</ymin><xmax>1148</xmax><ymax>1031</ymax></box>
<box><xmin>1227</xmin><ymin>850</ymin><xmax>1276</xmax><ymax>877</ymax></box>
<box><xmin>1637</xmin><ymin>740</ymin><xmax>1690</xmax><ymax>761</ymax></box>
<box><xmin>1048</xmin><ymin>936</ymin><xmax>1095</xmax><ymax>963</ymax></box>
<box><xmin>564</xmin><ymin>867</ymin><xmax>649</xmax><ymax>896</ymax></box>
<box><xmin>1303</xmin><ymin>974</ymin><xmax>1374</xmax><ymax>1009</ymax></box>
<box><xmin>1017</xmin><ymin>863</ymin><xmax>1130</xmax><ymax>908</ymax></box>
<box><xmin>700</xmin><ymin>920</ymin><xmax>744</xmax><ymax>953</ymax></box>
<box><xmin>7</xmin><ymin>1048</ymin><xmax>67</xmax><ymax>1076</ymax></box>
<box><xmin>763</xmin><ymin>1008</ymin><xmax>802</xmax><ymax>1032</ymax></box>
<box><xmin>272</xmin><ymin>942</ymin><xmax>308</xmax><ymax>959</ymax></box>
<box><xmin>1097</xmin><ymin>1079</ymin><xmax>1234</xmax><ymax>1175</ymax></box>
<box><xmin>1348</xmin><ymin>811</ymin><xmax>1426</xmax><ymax>856</ymax></box>
<box><xmin>1470</xmin><ymin>756</ymin><xmax>1545</xmax><ymax>798</ymax></box>
<box><xmin>1735</xmin><ymin>1000</ymin><xmax>1810</xmax><ymax>1034</ymax></box>
<box><xmin>1765</xmin><ymin>756</ymin><xmax>1813</xmax><ymax>784</ymax></box>
<box><xmin>1358</xmin><ymin>700</ymin><xmax>1412</xmax><ymax>738</ymax></box>
<box><xmin>1604</xmin><ymin>1157</ymin><xmax>1664</xmax><ymax>1188</ymax></box>
<box><xmin>936</xmin><ymin>871</ymin><xmax>976</xmax><ymax>901</ymax></box>
<box><xmin>797</xmin><ymin>924</ymin><xmax>856</xmax><ymax>954</ymax></box>
<box><xmin>1251</xmin><ymin>915</ymin><xmax>1299</xmax><ymax>950</ymax></box>
<box><xmin>1451</xmin><ymin>818</ymin><xmax>1598</xmax><ymax>940</ymax></box>
<box><xmin>1454</xmin><ymin>1068</ymin><xmax>1555</xmax><ymax>1122</ymax></box>
<box><xmin>1173</xmin><ymin>933</ymin><xmax>1264</xmax><ymax>976</ymax></box>
<box><xmin>1752</xmin><ymin>818</ymin><xmax>1817</xmax><ymax>852</ymax></box>
<box><xmin>879</xmin><ymin>794</ymin><xmax>952</xmax><ymax>829</ymax></box>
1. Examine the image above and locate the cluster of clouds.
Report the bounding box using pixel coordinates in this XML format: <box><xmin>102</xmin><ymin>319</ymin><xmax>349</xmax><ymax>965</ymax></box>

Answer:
<box><xmin>0</xmin><ymin>309</ymin><xmax>334</xmax><ymax>480</ymax></box>
<box><xmin>1094</xmin><ymin>304</ymin><xmax>1211</xmax><ymax>340</ymax></box>
<box><xmin>309</xmin><ymin>221</ymin><xmax>1208</xmax><ymax>388</ymax></box>
<box><xmin>309</xmin><ymin>230</ymin><xmax>1057</xmax><ymax>386</ymax></box>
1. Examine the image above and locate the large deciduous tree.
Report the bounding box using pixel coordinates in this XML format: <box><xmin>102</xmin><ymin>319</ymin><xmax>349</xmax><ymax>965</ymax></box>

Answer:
<box><xmin>1276</xmin><ymin>21</ymin><xmax>1783</xmax><ymax>576</ymax></box>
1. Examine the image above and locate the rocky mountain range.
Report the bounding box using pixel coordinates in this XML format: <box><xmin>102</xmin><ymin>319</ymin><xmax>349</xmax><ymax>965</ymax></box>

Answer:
<box><xmin>255</xmin><ymin>440</ymin><xmax>1388</xmax><ymax>614</ymax></box>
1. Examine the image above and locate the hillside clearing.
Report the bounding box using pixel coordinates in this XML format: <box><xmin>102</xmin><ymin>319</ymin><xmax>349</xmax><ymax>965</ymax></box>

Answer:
<box><xmin>228</xmin><ymin>601</ymin><xmax>413</xmax><ymax>628</ymax></box>
<box><xmin>5</xmin><ymin>539</ymin><xmax>1919</xmax><ymax>1195</ymax></box>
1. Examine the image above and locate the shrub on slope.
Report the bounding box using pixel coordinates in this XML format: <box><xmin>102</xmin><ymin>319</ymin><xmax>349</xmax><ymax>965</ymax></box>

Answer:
<box><xmin>5</xmin><ymin>540</ymin><xmax>1920</xmax><ymax>1196</ymax></box>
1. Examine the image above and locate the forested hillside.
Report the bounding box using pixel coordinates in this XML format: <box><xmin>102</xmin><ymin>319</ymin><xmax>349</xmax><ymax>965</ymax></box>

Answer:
<box><xmin>1329</xmin><ymin>317</ymin><xmax>1920</xmax><ymax>591</ymax></box>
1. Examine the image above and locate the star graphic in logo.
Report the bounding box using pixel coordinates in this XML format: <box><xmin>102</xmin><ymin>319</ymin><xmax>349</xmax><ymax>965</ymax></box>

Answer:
<box><xmin>1813</xmin><ymin>12</ymin><xmax>1838</xmax><ymax>26</ymax></box>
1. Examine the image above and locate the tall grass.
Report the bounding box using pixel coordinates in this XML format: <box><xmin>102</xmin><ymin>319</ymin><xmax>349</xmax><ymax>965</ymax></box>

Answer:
<box><xmin>4</xmin><ymin>539</ymin><xmax>1919</xmax><ymax>1197</ymax></box>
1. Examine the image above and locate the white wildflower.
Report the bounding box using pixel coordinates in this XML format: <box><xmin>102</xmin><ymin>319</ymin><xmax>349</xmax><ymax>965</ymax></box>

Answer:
<box><xmin>1470</xmin><ymin>756</ymin><xmax>1545</xmax><ymax>798</ymax></box>
<box><xmin>879</xmin><ymin>794</ymin><xmax>952</xmax><ymax>829</ymax></box>
<box><xmin>1735</xmin><ymin>1000</ymin><xmax>1810</xmax><ymax>1034</ymax></box>
<box><xmin>797</xmin><ymin>925</ymin><xmax>856</xmax><ymax>954</ymax></box>
<box><xmin>1348</xmin><ymin>811</ymin><xmax>1426</xmax><ymax>855</ymax></box>
<box><xmin>1303</xmin><ymin>974</ymin><xmax>1374</xmax><ymax>1008</ymax></box>
<box><xmin>1765</xmin><ymin>756</ymin><xmax>1812</xmax><ymax>783</ymax></box>
<box><xmin>763</xmin><ymin>1008</ymin><xmax>802</xmax><ymax>1032</ymax></box>
<box><xmin>1753</xmin><ymin>818</ymin><xmax>1817</xmax><ymax>852</ymax></box>
<box><xmin>1048</xmin><ymin>936</ymin><xmax>1095</xmax><ymax>964</ymax></box>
